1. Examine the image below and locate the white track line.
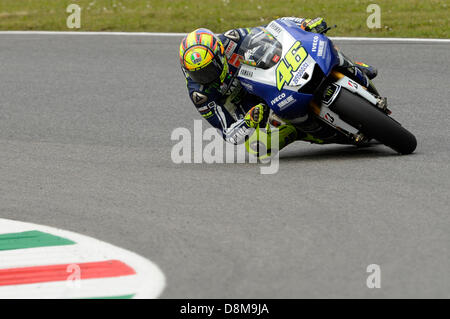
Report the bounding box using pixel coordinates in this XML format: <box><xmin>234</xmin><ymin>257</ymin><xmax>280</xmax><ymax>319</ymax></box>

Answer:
<box><xmin>0</xmin><ymin>31</ymin><xmax>186</xmax><ymax>36</ymax></box>
<box><xmin>331</xmin><ymin>36</ymin><xmax>450</xmax><ymax>43</ymax></box>
<box><xmin>0</xmin><ymin>31</ymin><xmax>448</xmax><ymax>43</ymax></box>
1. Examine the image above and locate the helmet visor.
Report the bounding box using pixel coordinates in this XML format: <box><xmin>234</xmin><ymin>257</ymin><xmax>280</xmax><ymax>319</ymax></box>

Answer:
<box><xmin>186</xmin><ymin>57</ymin><xmax>223</xmax><ymax>85</ymax></box>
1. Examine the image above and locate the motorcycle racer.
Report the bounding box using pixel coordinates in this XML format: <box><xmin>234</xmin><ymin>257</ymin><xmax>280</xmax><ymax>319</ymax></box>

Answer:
<box><xmin>179</xmin><ymin>17</ymin><xmax>378</xmax><ymax>158</ymax></box>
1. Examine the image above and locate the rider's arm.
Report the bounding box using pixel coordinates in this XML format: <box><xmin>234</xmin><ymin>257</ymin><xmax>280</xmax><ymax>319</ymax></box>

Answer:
<box><xmin>186</xmin><ymin>79</ymin><xmax>252</xmax><ymax>145</ymax></box>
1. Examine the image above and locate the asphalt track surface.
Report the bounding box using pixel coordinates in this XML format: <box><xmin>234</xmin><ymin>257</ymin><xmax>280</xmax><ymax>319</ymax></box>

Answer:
<box><xmin>0</xmin><ymin>34</ymin><xmax>449</xmax><ymax>298</ymax></box>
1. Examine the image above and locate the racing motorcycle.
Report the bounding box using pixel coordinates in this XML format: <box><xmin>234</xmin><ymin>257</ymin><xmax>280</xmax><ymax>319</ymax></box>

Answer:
<box><xmin>235</xmin><ymin>19</ymin><xmax>417</xmax><ymax>155</ymax></box>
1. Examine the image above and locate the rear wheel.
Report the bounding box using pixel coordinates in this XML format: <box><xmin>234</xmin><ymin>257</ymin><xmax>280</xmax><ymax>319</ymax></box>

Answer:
<box><xmin>330</xmin><ymin>88</ymin><xmax>417</xmax><ymax>154</ymax></box>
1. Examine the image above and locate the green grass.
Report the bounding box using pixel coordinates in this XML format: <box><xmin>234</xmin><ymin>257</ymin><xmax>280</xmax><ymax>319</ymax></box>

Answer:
<box><xmin>0</xmin><ymin>0</ymin><xmax>448</xmax><ymax>38</ymax></box>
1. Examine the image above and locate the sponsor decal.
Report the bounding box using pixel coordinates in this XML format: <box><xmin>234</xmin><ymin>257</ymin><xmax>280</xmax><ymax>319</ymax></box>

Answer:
<box><xmin>270</xmin><ymin>93</ymin><xmax>286</xmax><ymax>106</ymax></box>
<box><xmin>272</xmin><ymin>54</ymin><xmax>280</xmax><ymax>63</ymax></box>
<box><xmin>192</xmin><ymin>92</ymin><xmax>208</xmax><ymax>105</ymax></box>
<box><xmin>290</xmin><ymin>61</ymin><xmax>310</xmax><ymax>86</ymax></box>
<box><xmin>311</xmin><ymin>35</ymin><xmax>319</xmax><ymax>52</ymax></box>
<box><xmin>239</xmin><ymin>69</ymin><xmax>253</xmax><ymax>78</ymax></box>
<box><xmin>227</xmin><ymin>121</ymin><xmax>251</xmax><ymax>145</ymax></box>
<box><xmin>224</xmin><ymin>29</ymin><xmax>241</xmax><ymax>42</ymax></box>
<box><xmin>317</xmin><ymin>40</ymin><xmax>327</xmax><ymax>57</ymax></box>
<box><xmin>324</xmin><ymin>112</ymin><xmax>335</xmax><ymax>123</ymax></box>
<box><xmin>267</xmin><ymin>22</ymin><xmax>283</xmax><ymax>36</ymax></box>
<box><xmin>322</xmin><ymin>83</ymin><xmax>341</xmax><ymax>106</ymax></box>
<box><xmin>278</xmin><ymin>95</ymin><xmax>296</xmax><ymax>110</ymax></box>
<box><xmin>228</xmin><ymin>53</ymin><xmax>242</xmax><ymax>67</ymax></box>
<box><xmin>348</xmin><ymin>79</ymin><xmax>359</xmax><ymax>89</ymax></box>
<box><xmin>190</xmin><ymin>51</ymin><xmax>202</xmax><ymax>64</ymax></box>
<box><xmin>322</xmin><ymin>83</ymin><xmax>341</xmax><ymax>105</ymax></box>
<box><xmin>224</xmin><ymin>40</ymin><xmax>237</xmax><ymax>58</ymax></box>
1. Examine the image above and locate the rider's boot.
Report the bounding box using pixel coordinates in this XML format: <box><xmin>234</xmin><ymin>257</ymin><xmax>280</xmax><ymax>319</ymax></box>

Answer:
<box><xmin>335</xmin><ymin>50</ymin><xmax>392</xmax><ymax>114</ymax></box>
<box><xmin>245</xmin><ymin>122</ymin><xmax>297</xmax><ymax>160</ymax></box>
<box><xmin>335</xmin><ymin>50</ymin><xmax>379</xmax><ymax>95</ymax></box>
<box><xmin>353</xmin><ymin>61</ymin><xmax>378</xmax><ymax>80</ymax></box>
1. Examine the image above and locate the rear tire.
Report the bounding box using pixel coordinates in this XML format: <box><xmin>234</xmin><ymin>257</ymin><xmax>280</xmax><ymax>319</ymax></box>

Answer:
<box><xmin>330</xmin><ymin>88</ymin><xmax>417</xmax><ymax>154</ymax></box>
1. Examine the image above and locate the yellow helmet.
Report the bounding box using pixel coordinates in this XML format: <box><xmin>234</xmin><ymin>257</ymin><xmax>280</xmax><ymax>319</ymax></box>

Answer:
<box><xmin>179</xmin><ymin>28</ymin><xmax>228</xmax><ymax>84</ymax></box>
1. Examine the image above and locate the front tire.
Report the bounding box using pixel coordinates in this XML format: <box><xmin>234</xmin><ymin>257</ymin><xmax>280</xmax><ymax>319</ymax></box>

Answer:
<box><xmin>330</xmin><ymin>88</ymin><xmax>417</xmax><ymax>154</ymax></box>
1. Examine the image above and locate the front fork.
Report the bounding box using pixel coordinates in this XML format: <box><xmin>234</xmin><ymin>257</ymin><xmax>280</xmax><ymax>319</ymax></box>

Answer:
<box><xmin>267</xmin><ymin>71</ymin><xmax>390</xmax><ymax>145</ymax></box>
<box><xmin>308</xmin><ymin>71</ymin><xmax>389</xmax><ymax>143</ymax></box>
<box><xmin>330</xmin><ymin>71</ymin><xmax>390</xmax><ymax>114</ymax></box>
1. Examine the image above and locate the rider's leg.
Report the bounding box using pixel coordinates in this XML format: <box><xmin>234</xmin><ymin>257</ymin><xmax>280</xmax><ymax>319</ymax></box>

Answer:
<box><xmin>245</xmin><ymin>123</ymin><xmax>297</xmax><ymax>160</ymax></box>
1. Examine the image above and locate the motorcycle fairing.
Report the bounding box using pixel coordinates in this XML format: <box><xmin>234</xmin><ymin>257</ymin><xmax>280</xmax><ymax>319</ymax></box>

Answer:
<box><xmin>237</xmin><ymin>19</ymin><xmax>340</xmax><ymax>119</ymax></box>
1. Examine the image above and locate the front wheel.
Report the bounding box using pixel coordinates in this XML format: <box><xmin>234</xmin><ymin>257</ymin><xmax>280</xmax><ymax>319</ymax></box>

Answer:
<box><xmin>330</xmin><ymin>88</ymin><xmax>417</xmax><ymax>154</ymax></box>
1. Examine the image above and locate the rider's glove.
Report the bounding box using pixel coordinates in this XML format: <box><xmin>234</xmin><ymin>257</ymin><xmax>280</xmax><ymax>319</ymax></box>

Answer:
<box><xmin>245</xmin><ymin>103</ymin><xmax>266</xmax><ymax>128</ymax></box>
<box><xmin>301</xmin><ymin>17</ymin><xmax>328</xmax><ymax>34</ymax></box>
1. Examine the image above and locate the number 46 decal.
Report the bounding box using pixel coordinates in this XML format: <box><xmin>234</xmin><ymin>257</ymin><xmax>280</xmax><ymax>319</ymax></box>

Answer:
<box><xmin>276</xmin><ymin>41</ymin><xmax>308</xmax><ymax>91</ymax></box>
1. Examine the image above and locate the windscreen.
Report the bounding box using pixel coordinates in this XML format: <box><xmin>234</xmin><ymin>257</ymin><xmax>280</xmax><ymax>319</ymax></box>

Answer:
<box><xmin>237</xmin><ymin>27</ymin><xmax>283</xmax><ymax>70</ymax></box>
